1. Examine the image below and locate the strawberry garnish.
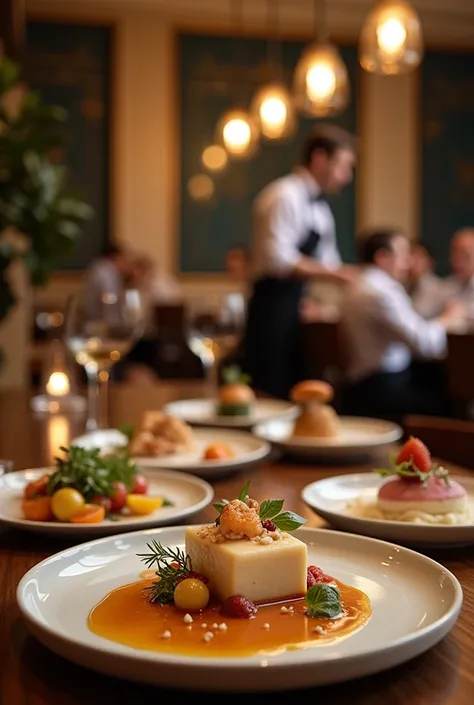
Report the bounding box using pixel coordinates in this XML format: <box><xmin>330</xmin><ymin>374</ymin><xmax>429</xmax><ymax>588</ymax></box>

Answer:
<box><xmin>396</xmin><ymin>437</ymin><xmax>431</xmax><ymax>473</ymax></box>
<box><xmin>374</xmin><ymin>436</ymin><xmax>449</xmax><ymax>486</ymax></box>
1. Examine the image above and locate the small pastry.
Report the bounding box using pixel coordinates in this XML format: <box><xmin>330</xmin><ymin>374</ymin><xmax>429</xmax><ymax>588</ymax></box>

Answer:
<box><xmin>216</xmin><ymin>365</ymin><xmax>255</xmax><ymax>417</ymax></box>
<box><xmin>290</xmin><ymin>380</ymin><xmax>339</xmax><ymax>438</ymax></box>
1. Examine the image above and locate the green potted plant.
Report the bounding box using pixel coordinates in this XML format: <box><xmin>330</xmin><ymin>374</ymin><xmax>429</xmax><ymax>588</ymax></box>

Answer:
<box><xmin>0</xmin><ymin>52</ymin><xmax>93</xmax><ymax>366</ymax></box>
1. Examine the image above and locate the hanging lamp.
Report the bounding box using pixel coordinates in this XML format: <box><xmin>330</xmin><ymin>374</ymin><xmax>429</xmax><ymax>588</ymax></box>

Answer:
<box><xmin>293</xmin><ymin>0</ymin><xmax>350</xmax><ymax>117</ymax></box>
<box><xmin>250</xmin><ymin>0</ymin><xmax>295</xmax><ymax>141</ymax></box>
<box><xmin>359</xmin><ymin>0</ymin><xmax>424</xmax><ymax>75</ymax></box>
<box><xmin>215</xmin><ymin>0</ymin><xmax>259</xmax><ymax>159</ymax></box>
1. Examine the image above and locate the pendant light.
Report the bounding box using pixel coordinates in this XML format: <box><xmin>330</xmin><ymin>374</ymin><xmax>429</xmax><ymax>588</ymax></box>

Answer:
<box><xmin>215</xmin><ymin>0</ymin><xmax>259</xmax><ymax>159</ymax></box>
<box><xmin>250</xmin><ymin>0</ymin><xmax>295</xmax><ymax>141</ymax></box>
<box><xmin>293</xmin><ymin>0</ymin><xmax>350</xmax><ymax>118</ymax></box>
<box><xmin>359</xmin><ymin>0</ymin><xmax>424</xmax><ymax>75</ymax></box>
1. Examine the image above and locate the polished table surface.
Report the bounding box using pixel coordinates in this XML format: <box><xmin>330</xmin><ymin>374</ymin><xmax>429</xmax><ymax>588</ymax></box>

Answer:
<box><xmin>1</xmin><ymin>383</ymin><xmax>474</xmax><ymax>704</ymax></box>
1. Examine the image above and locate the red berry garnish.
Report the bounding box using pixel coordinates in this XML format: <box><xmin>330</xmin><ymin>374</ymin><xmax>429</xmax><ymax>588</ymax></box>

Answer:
<box><xmin>396</xmin><ymin>437</ymin><xmax>432</xmax><ymax>475</ymax></box>
<box><xmin>220</xmin><ymin>595</ymin><xmax>258</xmax><ymax>619</ymax></box>
<box><xmin>175</xmin><ymin>571</ymin><xmax>209</xmax><ymax>585</ymax></box>
<box><xmin>307</xmin><ymin>565</ymin><xmax>325</xmax><ymax>588</ymax></box>
<box><xmin>261</xmin><ymin>519</ymin><xmax>277</xmax><ymax>531</ymax></box>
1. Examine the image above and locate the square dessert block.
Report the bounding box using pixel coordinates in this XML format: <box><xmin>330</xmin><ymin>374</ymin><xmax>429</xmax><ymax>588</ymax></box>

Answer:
<box><xmin>185</xmin><ymin>526</ymin><xmax>308</xmax><ymax>603</ymax></box>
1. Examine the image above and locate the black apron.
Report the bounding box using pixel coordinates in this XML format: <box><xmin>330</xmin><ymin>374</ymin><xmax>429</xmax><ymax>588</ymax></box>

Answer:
<box><xmin>243</xmin><ymin>227</ymin><xmax>321</xmax><ymax>400</ymax></box>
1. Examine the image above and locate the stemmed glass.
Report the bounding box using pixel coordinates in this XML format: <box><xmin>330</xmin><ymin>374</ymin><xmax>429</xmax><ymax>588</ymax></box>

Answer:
<box><xmin>64</xmin><ymin>287</ymin><xmax>143</xmax><ymax>431</ymax></box>
<box><xmin>185</xmin><ymin>295</ymin><xmax>244</xmax><ymax>397</ymax></box>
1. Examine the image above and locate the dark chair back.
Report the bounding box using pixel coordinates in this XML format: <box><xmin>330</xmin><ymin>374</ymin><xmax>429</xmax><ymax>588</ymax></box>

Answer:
<box><xmin>403</xmin><ymin>414</ymin><xmax>474</xmax><ymax>469</ymax></box>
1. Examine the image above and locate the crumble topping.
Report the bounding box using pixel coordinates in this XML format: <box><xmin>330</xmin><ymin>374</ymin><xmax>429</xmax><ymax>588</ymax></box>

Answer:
<box><xmin>198</xmin><ymin>496</ymin><xmax>283</xmax><ymax>543</ymax></box>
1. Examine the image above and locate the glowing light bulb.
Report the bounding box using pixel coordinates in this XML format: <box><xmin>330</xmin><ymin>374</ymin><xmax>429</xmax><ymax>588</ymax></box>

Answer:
<box><xmin>187</xmin><ymin>174</ymin><xmax>215</xmax><ymax>201</ymax></box>
<box><xmin>306</xmin><ymin>63</ymin><xmax>336</xmax><ymax>101</ymax></box>
<box><xmin>202</xmin><ymin>145</ymin><xmax>228</xmax><ymax>172</ymax></box>
<box><xmin>223</xmin><ymin>118</ymin><xmax>251</xmax><ymax>154</ymax></box>
<box><xmin>377</xmin><ymin>17</ymin><xmax>407</xmax><ymax>54</ymax></box>
<box><xmin>46</xmin><ymin>371</ymin><xmax>70</xmax><ymax>397</ymax></box>
<box><xmin>260</xmin><ymin>97</ymin><xmax>287</xmax><ymax>128</ymax></box>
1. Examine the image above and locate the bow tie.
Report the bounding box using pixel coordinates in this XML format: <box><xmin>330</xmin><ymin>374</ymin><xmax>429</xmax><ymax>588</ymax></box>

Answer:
<box><xmin>309</xmin><ymin>193</ymin><xmax>327</xmax><ymax>204</ymax></box>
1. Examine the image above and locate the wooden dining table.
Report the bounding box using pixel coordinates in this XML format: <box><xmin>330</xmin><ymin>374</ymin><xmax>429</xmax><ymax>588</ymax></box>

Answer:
<box><xmin>1</xmin><ymin>382</ymin><xmax>474</xmax><ymax>704</ymax></box>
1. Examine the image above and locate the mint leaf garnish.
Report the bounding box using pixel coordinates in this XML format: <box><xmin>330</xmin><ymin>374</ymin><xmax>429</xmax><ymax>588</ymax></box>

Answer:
<box><xmin>272</xmin><ymin>511</ymin><xmax>307</xmax><ymax>531</ymax></box>
<box><xmin>259</xmin><ymin>499</ymin><xmax>284</xmax><ymax>520</ymax></box>
<box><xmin>238</xmin><ymin>480</ymin><xmax>251</xmax><ymax>502</ymax></box>
<box><xmin>306</xmin><ymin>584</ymin><xmax>342</xmax><ymax>619</ymax></box>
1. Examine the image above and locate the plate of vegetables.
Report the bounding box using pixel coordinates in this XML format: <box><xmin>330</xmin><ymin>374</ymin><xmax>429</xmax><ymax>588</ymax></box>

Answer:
<box><xmin>0</xmin><ymin>445</ymin><xmax>213</xmax><ymax>536</ymax></box>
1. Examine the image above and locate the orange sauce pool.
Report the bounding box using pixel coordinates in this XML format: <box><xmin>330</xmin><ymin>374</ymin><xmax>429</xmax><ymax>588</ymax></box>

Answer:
<box><xmin>88</xmin><ymin>577</ymin><xmax>371</xmax><ymax>658</ymax></box>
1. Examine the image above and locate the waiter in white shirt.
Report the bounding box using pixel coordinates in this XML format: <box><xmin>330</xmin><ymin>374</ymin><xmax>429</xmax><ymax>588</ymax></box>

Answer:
<box><xmin>243</xmin><ymin>124</ymin><xmax>357</xmax><ymax>400</ymax></box>
<box><xmin>340</xmin><ymin>228</ymin><xmax>465</xmax><ymax>417</ymax></box>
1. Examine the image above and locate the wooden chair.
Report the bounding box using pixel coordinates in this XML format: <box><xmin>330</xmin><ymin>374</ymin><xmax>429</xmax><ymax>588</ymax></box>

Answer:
<box><xmin>446</xmin><ymin>332</ymin><xmax>474</xmax><ymax>412</ymax></box>
<box><xmin>403</xmin><ymin>414</ymin><xmax>474</xmax><ymax>469</ymax></box>
<box><xmin>152</xmin><ymin>303</ymin><xmax>204</xmax><ymax>379</ymax></box>
<box><xmin>302</xmin><ymin>319</ymin><xmax>346</xmax><ymax>387</ymax></box>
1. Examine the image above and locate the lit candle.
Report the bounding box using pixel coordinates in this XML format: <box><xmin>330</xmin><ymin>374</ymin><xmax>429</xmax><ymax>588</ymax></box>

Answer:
<box><xmin>46</xmin><ymin>371</ymin><xmax>70</xmax><ymax>397</ymax></box>
<box><xmin>47</xmin><ymin>414</ymin><xmax>70</xmax><ymax>464</ymax></box>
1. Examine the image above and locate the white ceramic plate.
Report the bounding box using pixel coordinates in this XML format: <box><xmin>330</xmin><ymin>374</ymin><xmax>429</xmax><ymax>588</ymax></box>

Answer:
<box><xmin>17</xmin><ymin>526</ymin><xmax>462</xmax><ymax>692</ymax></box>
<box><xmin>302</xmin><ymin>473</ymin><xmax>474</xmax><ymax>545</ymax></box>
<box><xmin>163</xmin><ymin>398</ymin><xmax>298</xmax><ymax>428</ymax></box>
<box><xmin>72</xmin><ymin>428</ymin><xmax>271</xmax><ymax>478</ymax></box>
<box><xmin>0</xmin><ymin>468</ymin><xmax>213</xmax><ymax>536</ymax></box>
<box><xmin>253</xmin><ymin>416</ymin><xmax>403</xmax><ymax>460</ymax></box>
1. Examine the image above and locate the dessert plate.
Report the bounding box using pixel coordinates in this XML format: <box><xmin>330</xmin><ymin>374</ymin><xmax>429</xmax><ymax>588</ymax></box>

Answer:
<box><xmin>17</xmin><ymin>526</ymin><xmax>462</xmax><ymax>692</ymax></box>
<box><xmin>72</xmin><ymin>428</ymin><xmax>271</xmax><ymax>478</ymax></box>
<box><xmin>0</xmin><ymin>468</ymin><xmax>213</xmax><ymax>537</ymax></box>
<box><xmin>253</xmin><ymin>416</ymin><xmax>403</xmax><ymax>460</ymax></box>
<box><xmin>163</xmin><ymin>398</ymin><xmax>297</xmax><ymax>429</ymax></box>
<box><xmin>302</xmin><ymin>473</ymin><xmax>474</xmax><ymax>545</ymax></box>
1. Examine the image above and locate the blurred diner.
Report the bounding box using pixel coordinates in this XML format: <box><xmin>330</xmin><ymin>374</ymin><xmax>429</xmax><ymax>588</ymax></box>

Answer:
<box><xmin>339</xmin><ymin>228</ymin><xmax>466</xmax><ymax>418</ymax></box>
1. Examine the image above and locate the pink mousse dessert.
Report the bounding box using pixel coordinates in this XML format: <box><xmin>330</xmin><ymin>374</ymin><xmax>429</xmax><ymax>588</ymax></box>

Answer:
<box><xmin>378</xmin><ymin>476</ymin><xmax>468</xmax><ymax>515</ymax></box>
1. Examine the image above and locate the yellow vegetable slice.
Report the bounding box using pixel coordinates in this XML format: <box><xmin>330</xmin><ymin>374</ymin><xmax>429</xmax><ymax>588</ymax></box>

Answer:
<box><xmin>126</xmin><ymin>494</ymin><xmax>164</xmax><ymax>515</ymax></box>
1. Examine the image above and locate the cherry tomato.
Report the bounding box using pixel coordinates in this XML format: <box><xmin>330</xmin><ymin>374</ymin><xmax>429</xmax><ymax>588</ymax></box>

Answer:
<box><xmin>51</xmin><ymin>488</ymin><xmax>85</xmax><ymax>521</ymax></box>
<box><xmin>91</xmin><ymin>495</ymin><xmax>113</xmax><ymax>512</ymax></box>
<box><xmin>22</xmin><ymin>496</ymin><xmax>54</xmax><ymax>522</ymax></box>
<box><xmin>131</xmin><ymin>474</ymin><xmax>148</xmax><ymax>495</ymax></box>
<box><xmin>109</xmin><ymin>481</ymin><xmax>127</xmax><ymax>511</ymax></box>
<box><xmin>24</xmin><ymin>474</ymin><xmax>49</xmax><ymax>500</ymax></box>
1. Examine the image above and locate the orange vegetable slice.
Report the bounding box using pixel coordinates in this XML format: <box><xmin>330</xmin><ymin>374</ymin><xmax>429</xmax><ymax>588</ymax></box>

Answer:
<box><xmin>22</xmin><ymin>496</ymin><xmax>54</xmax><ymax>522</ymax></box>
<box><xmin>24</xmin><ymin>474</ymin><xmax>49</xmax><ymax>500</ymax></box>
<box><xmin>69</xmin><ymin>504</ymin><xmax>106</xmax><ymax>524</ymax></box>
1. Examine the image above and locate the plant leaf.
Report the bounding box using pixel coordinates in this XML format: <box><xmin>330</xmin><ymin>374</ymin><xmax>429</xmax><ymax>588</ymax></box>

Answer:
<box><xmin>238</xmin><ymin>480</ymin><xmax>251</xmax><ymax>502</ymax></box>
<box><xmin>259</xmin><ymin>499</ymin><xmax>284</xmax><ymax>520</ymax></box>
<box><xmin>306</xmin><ymin>584</ymin><xmax>342</xmax><ymax>619</ymax></box>
<box><xmin>272</xmin><ymin>511</ymin><xmax>307</xmax><ymax>531</ymax></box>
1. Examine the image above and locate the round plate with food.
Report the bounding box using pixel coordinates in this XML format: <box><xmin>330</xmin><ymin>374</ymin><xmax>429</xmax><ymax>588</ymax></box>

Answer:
<box><xmin>253</xmin><ymin>415</ymin><xmax>403</xmax><ymax>460</ymax></box>
<box><xmin>72</xmin><ymin>426</ymin><xmax>271</xmax><ymax>478</ymax></box>
<box><xmin>164</xmin><ymin>365</ymin><xmax>296</xmax><ymax>429</ymax></box>
<box><xmin>17</xmin><ymin>480</ymin><xmax>462</xmax><ymax>691</ymax></box>
<box><xmin>302</xmin><ymin>436</ymin><xmax>474</xmax><ymax>545</ymax></box>
<box><xmin>0</xmin><ymin>449</ymin><xmax>213</xmax><ymax>536</ymax></box>
<box><xmin>162</xmin><ymin>398</ymin><xmax>297</xmax><ymax>429</ymax></box>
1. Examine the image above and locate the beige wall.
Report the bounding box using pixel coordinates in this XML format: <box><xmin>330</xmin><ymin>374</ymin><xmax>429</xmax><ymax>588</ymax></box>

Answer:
<box><xmin>2</xmin><ymin>0</ymin><xmax>472</xmax><ymax>385</ymax></box>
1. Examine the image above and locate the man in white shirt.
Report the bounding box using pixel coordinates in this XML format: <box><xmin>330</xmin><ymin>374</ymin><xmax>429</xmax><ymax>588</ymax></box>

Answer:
<box><xmin>243</xmin><ymin>123</ymin><xmax>356</xmax><ymax>399</ymax></box>
<box><xmin>339</xmin><ymin>229</ymin><xmax>465</xmax><ymax>417</ymax></box>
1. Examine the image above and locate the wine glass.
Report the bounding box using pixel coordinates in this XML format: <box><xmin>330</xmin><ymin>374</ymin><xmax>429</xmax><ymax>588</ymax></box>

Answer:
<box><xmin>64</xmin><ymin>287</ymin><xmax>143</xmax><ymax>431</ymax></box>
<box><xmin>185</xmin><ymin>294</ymin><xmax>244</xmax><ymax>397</ymax></box>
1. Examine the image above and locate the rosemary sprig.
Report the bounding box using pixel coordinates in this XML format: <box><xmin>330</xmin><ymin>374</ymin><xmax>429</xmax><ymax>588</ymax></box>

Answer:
<box><xmin>137</xmin><ymin>540</ymin><xmax>192</xmax><ymax>604</ymax></box>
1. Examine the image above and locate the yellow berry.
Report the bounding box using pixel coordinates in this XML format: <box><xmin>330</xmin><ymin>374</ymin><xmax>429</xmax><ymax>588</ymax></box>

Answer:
<box><xmin>174</xmin><ymin>578</ymin><xmax>210</xmax><ymax>611</ymax></box>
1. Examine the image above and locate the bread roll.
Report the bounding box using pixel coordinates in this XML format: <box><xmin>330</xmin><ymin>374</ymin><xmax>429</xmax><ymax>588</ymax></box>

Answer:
<box><xmin>218</xmin><ymin>384</ymin><xmax>255</xmax><ymax>405</ymax></box>
<box><xmin>290</xmin><ymin>380</ymin><xmax>334</xmax><ymax>404</ymax></box>
<box><xmin>293</xmin><ymin>404</ymin><xmax>340</xmax><ymax>438</ymax></box>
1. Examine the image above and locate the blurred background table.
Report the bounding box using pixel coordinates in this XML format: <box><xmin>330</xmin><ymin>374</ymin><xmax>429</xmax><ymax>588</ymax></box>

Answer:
<box><xmin>0</xmin><ymin>382</ymin><xmax>473</xmax><ymax>704</ymax></box>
